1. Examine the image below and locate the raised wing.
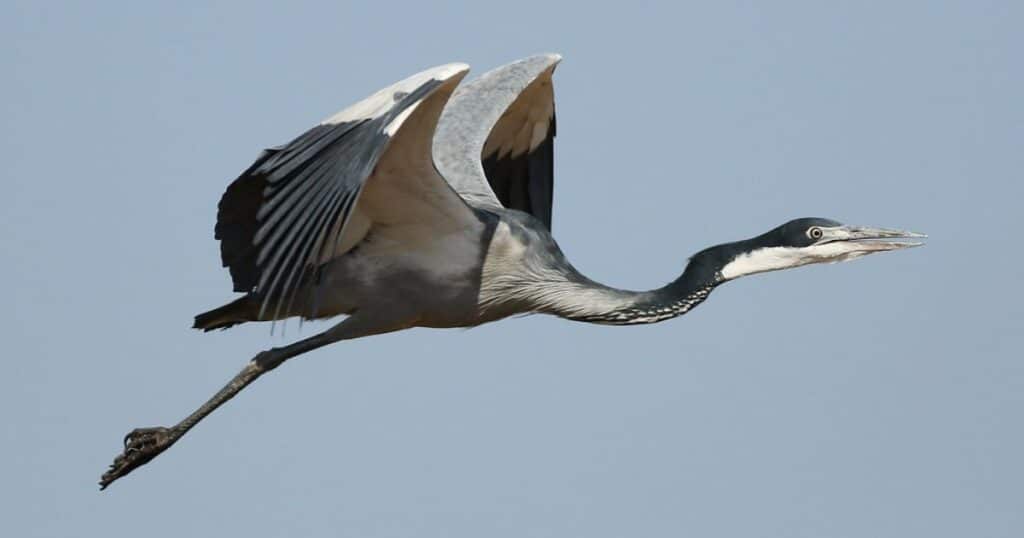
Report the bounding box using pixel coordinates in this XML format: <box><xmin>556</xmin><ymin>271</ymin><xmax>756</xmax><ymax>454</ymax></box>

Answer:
<box><xmin>434</xmin><ymin>54</ymin><xmax>560</xmax><ymax>229</ymax></box>
<box><xmin>214</xmin><ymin>63</ymin><xmax>473</xmax><ymax>317</ymax></box>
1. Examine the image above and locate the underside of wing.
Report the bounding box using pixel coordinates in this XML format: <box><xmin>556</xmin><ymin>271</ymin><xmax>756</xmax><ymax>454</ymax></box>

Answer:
<box><xmin>434</xmin><ymin>54</ymin><xmax>560</xmax><ymax>229</ymax></box>
<box><xmin>214</xmin><ymin>63</ymin><xmax>470</xmax><ymax>318</ymax></box>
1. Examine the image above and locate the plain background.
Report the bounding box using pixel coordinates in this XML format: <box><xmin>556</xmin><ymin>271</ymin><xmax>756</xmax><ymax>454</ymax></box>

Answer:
<box><xmin>3</xmin><ymin>1</ymin><xmax>1021</xmax><ymax>537</ymax></box>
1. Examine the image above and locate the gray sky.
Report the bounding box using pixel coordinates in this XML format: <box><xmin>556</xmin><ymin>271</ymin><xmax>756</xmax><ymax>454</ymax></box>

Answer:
<box><xmin>3</xmin><ymin>1</ymin><xmax>1021</xmax><ymax>537</ymax></box>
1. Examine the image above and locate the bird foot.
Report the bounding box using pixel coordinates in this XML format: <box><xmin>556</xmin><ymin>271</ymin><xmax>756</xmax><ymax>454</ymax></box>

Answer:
<box><xmin>99</xmin><ymin>426</ymin><xmax>177</xmax><ymax>490</ymax></box>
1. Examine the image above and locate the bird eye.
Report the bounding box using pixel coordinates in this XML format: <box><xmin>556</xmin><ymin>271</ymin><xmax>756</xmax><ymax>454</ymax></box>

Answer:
<box><xmin>807</xmin><ymin>227</ymin><xmax>823</xmax><ymax>240</ymax></box>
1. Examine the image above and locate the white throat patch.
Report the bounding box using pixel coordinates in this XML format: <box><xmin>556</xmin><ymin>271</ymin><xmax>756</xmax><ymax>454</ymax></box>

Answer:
<box><xmin>720</xmin><ymin>243</ymin><xmax>875</xmax><ymax>280</ymax></box>
<box><xmin>720</xmin><ymin>247</ymin><xmax>814</xmax><ymax>279</ymax></box>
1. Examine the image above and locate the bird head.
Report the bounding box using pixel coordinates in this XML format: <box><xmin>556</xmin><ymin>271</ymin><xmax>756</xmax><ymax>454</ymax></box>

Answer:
<box><xmin>713</xmin><ymin>217</ymin><xmax>926</xmax><ymax>281</ymax></box>
<box><xmin>681</xmin><ymin>218</ymin><xmax>925</xmax><ymax>286</ymax></box>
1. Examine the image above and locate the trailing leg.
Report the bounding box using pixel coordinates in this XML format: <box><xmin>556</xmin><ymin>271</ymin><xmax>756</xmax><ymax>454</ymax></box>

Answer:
<box><xmin>99</xmin><ymin>312</ymin><xmax>409</xmax><ymax>489</ymax></box>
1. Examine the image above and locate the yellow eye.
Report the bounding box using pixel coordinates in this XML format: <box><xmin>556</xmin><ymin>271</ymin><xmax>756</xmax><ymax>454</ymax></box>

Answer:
<box><xmin>808</xmin><ymin>227</ymin><xmax>823</xmax><ymax>240</ymax></box>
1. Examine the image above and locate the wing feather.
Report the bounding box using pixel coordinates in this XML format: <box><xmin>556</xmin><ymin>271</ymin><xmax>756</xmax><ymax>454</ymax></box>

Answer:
<box><xmin>435</xmin><ymin>54</ymin><xmax>560</xmax><ymax>229</ymax></box>
<box><xmin>213</xmin><ymin>63</ymin><xmax>472</xmax><ymax>316</ymax></box>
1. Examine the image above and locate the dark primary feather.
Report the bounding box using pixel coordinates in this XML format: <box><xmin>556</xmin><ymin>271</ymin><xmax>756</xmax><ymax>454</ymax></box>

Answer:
<box><xmin>215</xmin><ymin>149</ymin><xmax>277</xmax><ymax>293</ymax></box>
<box><xmin>481</xmin><ymin>113</ymin><xmax>556</xmax><ymax>229</ymax></box>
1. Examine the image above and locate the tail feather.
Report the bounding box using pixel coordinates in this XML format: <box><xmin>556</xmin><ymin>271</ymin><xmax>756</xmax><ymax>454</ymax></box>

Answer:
<box><xmin>193</xmin><ymin>296</ymin><xmax>257</xmax><ymax>332</ymax></box>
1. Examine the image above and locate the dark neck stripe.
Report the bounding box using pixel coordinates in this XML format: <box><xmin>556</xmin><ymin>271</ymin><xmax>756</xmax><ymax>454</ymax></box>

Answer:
<box><xmin>569</xmin><ymin>275</ymin><xmax>724</xmax><ymax>325</ymax></box>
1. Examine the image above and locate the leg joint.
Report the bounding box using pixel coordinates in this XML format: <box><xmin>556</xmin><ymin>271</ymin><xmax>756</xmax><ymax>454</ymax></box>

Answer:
<box><xmin>251</xmin><ymin>349</ymin><xmax>286</xmax><ymax>372</ymax></box>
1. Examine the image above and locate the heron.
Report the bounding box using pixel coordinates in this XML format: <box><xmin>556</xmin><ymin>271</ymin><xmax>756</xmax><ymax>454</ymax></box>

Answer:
<box><xmin>100</xmin><ymin>54</ymin><xmax>924</xmax><ymax>489</ymax></box>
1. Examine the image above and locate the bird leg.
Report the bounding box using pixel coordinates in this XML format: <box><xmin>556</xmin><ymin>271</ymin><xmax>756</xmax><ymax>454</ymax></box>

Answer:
<box><xmin>99</xmin><ymin>351</ymin><xmax>279</xmax><ymax>490</ymax></box>
<box><xmin>99</xmin><ymin>313</ymin><xmax>400</xmax><ymax>490</ymax></box>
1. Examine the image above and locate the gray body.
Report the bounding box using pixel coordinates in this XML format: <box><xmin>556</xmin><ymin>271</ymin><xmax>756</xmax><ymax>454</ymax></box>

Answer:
<box><xmin>304</xmin><ymin>204</ymin><xmax>647</xmax><ymax>330</ymax></box>
<box><xmin>305</xmin><ymin>208</ymin><xmax>555</xmax><ymax>328</ymax></box>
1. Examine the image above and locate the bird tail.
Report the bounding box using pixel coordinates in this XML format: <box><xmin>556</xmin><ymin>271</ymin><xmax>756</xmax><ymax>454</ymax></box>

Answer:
<box><xmin>193</xmin><ymin>296</ymin><xmax>257</xmax><ymax>331</ymax></box>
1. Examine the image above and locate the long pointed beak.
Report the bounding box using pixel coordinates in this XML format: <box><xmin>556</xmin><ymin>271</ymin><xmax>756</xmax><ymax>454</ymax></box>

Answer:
<box><xmin>825</xmin><ymin>225</ymin><xmax>927</xmax><ymax>252</ymax></box>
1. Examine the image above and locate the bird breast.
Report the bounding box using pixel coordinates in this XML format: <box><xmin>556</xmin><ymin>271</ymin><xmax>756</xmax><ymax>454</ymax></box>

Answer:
<box><xmin>476</xmin><ymin>218</ymin><xmax>568</xmax><ymax>319</ymax></box>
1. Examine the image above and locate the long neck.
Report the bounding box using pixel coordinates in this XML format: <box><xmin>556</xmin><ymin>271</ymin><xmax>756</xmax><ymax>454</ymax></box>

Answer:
<box><xmin>479</xmin><ymin>215</ymin><xmax>748</xmax><ymax>325</ymax></box>
<box><xmin>542</xmin><ymin>254</ymin><xmax>728</xmax><ymax>326</ymax></box>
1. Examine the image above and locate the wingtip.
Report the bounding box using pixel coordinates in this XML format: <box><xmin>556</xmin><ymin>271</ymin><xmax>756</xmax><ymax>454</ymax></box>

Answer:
<box><xmin>465</xmin><ymin>54</ymin><xmax>561</xmax><ymax>87</ymax></box>
<box><xmin>321</xmin><ymin>62</ymin><xmax>471</xmax><ymax>126</ymax></box>
<box><xmin>523</xmin><ymin>53</ymin><xmax>563</xmax><ymax>68</ymax></box>
<box><xmin>432</xmin><ymin>62</ymin><xmax>471</xmax><ymax>81</ymax></box>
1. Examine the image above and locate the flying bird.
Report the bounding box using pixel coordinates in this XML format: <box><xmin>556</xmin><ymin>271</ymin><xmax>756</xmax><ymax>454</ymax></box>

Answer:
<box><xmin>100</xmin><ymin>54</ymin><xmax>924</xmax><ymax>489</ymax></box>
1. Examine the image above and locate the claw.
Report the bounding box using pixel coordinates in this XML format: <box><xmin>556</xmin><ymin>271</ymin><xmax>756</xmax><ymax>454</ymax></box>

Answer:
<box><xmin>100</xmin><ymin>426</ymin><xmax>177</xmax><ymax>490</ymax></box>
